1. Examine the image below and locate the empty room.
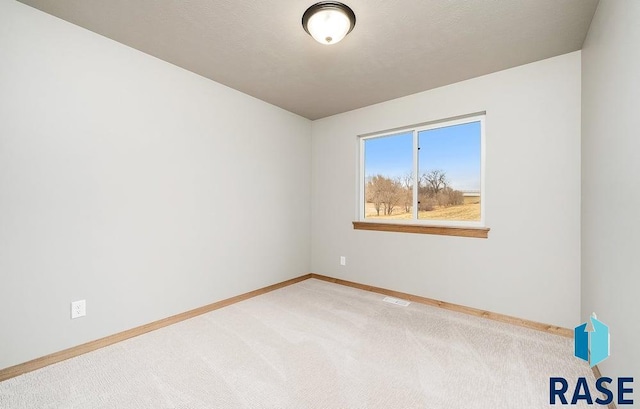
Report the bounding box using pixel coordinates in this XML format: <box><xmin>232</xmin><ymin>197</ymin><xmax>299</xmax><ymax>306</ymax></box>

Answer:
<box><xmin>0</xmin><ymin>0</ymin><xmax>638</xmax><ymax>407</ymax></box>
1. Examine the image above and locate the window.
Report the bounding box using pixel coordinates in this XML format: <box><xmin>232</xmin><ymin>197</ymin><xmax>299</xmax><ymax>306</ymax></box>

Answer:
<box><xmin>356</xmin><ymin>114</ymin><xmax>488</xmax><ymax>238</ymax></box>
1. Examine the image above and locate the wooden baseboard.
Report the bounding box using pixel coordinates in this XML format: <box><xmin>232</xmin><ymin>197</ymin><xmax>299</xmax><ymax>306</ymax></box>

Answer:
<box><xmin>0</xmin><ymin>272</ymin><xmax>576</xmax><ymax>383</ymax></box>
<box><xmin>0</xmin><ymin>274</ymin><xmax>312</xmax><ymax>382</ymax></box>
<box><xmin>310</xmin><ymin>273</ymin><xmax>573</xmax><ymax>338</ymax></box>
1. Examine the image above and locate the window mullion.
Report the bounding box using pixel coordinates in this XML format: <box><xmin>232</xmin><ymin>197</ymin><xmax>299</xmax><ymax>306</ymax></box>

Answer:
<box><xmin>412</xmin><ymin>129</ymin><xmax>419</xmax><ymax>220</ymax></box>
<box><xmin>359</xmin><ymin>137</ymin><xmax>365</xmax><ymax>220</ymax></box>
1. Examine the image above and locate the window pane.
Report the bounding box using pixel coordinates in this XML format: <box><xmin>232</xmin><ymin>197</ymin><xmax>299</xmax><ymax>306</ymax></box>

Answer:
<box><xmin>418</xmin><ymin>121</ymin><xmax>481</xmax><ymax>221</ymax></box>
<box><xmin>363</xmin><ymin>132</ymin><xmax>413</xmax><ymax>219</ymax></box>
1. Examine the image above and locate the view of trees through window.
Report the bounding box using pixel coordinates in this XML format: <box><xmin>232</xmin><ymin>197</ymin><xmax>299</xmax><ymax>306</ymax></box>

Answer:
<box><xmin>363</xmin><ymin>118</ymin><xmax>482</xmax><ymax>222</ymax></box>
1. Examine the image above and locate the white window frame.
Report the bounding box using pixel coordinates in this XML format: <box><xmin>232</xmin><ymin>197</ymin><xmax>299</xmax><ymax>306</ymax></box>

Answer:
<box><xmin>358</xmin><ymin>113</ymin><xmax>486</xmax><ymax>228</ymax></box>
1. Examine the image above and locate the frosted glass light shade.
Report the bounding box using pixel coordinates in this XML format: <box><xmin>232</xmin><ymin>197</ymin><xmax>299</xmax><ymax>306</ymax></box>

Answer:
<box><xmin>302</xmin><ymin>2</ymin><xmax>356</xmax><ymax>45</ymax></box>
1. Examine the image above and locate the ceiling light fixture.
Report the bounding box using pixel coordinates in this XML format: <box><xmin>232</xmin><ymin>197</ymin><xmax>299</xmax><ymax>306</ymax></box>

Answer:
<box><xmin>302</xmin><ymin>2</ymin><xmax>356</xmax><ymax>45</ymax></box>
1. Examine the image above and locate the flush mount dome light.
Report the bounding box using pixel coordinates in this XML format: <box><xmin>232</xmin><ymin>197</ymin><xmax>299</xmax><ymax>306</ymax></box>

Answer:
<box><xmin>302</xmin><ymin>1</ymin><xmax>356</xmax><ymax>45</ymax></box>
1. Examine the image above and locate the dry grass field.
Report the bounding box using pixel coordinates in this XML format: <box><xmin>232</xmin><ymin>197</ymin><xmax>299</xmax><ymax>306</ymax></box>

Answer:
<box><xmin>365</xmin><ymin>202</ymin><xmax>480</xmax><ymax>221</ymax></box>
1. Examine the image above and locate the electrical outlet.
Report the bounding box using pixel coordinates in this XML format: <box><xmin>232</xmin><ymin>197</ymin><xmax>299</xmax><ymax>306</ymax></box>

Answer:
<box><xmin>340</xmin><ymin>256</ymin><xmax>346</xmax><ymax>266</ymax></box>
<box><xmin>71</xmin><ymin>300</ymin><xmax>86</xmax><ymax>319</ymax></box>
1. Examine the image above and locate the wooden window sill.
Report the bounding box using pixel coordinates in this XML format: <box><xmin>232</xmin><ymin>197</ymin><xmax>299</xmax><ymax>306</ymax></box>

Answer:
<box><xmin>352</xmin><ymin>221</ymin><xmax>490</xmax><ymax>238</ymax></box>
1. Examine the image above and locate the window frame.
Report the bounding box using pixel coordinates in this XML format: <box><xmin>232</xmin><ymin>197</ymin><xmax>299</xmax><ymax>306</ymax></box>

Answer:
<box><xmin>357</xmin><ymin>113</ymin><xmax>486</xmax><ymax>231</ymax></box>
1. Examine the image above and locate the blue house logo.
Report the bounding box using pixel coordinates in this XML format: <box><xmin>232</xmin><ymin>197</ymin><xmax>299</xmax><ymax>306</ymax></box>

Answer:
<box><xmin>550</xmin><ymin>316</ymin><xmax>632</xmax><ymax>406</ymax></box>
<box><xmin>574</xmin><ymin>313</ymin><xmax>610</xmax><ymax>367</ymax></box>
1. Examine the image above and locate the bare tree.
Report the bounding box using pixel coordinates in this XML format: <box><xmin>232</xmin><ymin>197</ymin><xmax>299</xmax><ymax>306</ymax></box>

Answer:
<box><xmin>436</xmin><ymin>186</ymin><xmax>464</xmax><ymax>207</ymax></box>
<box><xmin>366</xmin><ymin>175</ymin><xmax>403</xmax><ymax>216</ymax></box>
<box><xmin>421</xmin><ymin>169</ymin><xmax>448</xmax><ymax>196</ymax></box>
<box><xmin>381</xmin><ymin>178</ymin><xmax>402</xmax><ymax>215</ymax></box>
<box><xmin>399</xmin><ymin>172</ymin><xmax>413</xmax><ymax>214</ymax></box>
<box><xmin>417</xmin><ymin>169</ymin><xmax>464</xmax><ymax>210</ymax></box>
<box><xmin>366</xmin><ymin>175</ymin><xmax>384</xmax><ymax>216</ymax></box>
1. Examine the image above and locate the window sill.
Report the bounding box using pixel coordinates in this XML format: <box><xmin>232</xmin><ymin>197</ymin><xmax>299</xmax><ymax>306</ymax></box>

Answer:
<box><xmin>352</xmin><ymin>221</ymin><xmax>490</xmax><ymax>238</ymax></box>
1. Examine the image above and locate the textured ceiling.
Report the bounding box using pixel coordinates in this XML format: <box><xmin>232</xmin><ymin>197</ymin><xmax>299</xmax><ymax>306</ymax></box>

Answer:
<box><xmin>18</xmin><ymin>0</ymin><xmax>599</xmax><ymax>120</ymax></box>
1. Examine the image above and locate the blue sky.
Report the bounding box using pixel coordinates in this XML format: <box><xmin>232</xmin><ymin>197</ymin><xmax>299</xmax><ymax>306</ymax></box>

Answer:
<box><xmin>364</xmin><ymin>121</ymin><xmax>481</xmax><ymax>191</ymax></box>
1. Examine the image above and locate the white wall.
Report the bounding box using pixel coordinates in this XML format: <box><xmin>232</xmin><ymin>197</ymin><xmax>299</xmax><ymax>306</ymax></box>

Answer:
<box><xmin>0</xmin><ymin>0</ymin><xmax>311</xmax><ymax>369</ymax></box>
<box><xmin>312</xmin><ymin>52</ymin><xmax>582</xmax><ymax>328</ymax></box>
<box><xmin>582</xmin><ymin>0</ymin><xmax>640</xmax><ymax>379</ymax></box>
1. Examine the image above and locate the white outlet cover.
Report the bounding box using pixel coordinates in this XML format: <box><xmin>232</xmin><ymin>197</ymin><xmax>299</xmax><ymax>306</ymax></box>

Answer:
<box><xmin>71</xmin><ymin>300</ymin><xmax>86</xmax><ymax>319</ymax></box>
<box><xmin>382</xmin><ymin>296</ymin><xmax>410</xmax><ymax>307</ymax></box>
<box><xmin>340</xmin><ymin>256</ymin><xmax>346</xmax><ymax>266</ymax></box>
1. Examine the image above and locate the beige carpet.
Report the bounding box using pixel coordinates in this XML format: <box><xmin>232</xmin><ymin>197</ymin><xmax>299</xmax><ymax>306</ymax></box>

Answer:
<box><xmin>0</xmin><ymin>279</ymin><xmax>602</xmax><ymax>408</ymax></box>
